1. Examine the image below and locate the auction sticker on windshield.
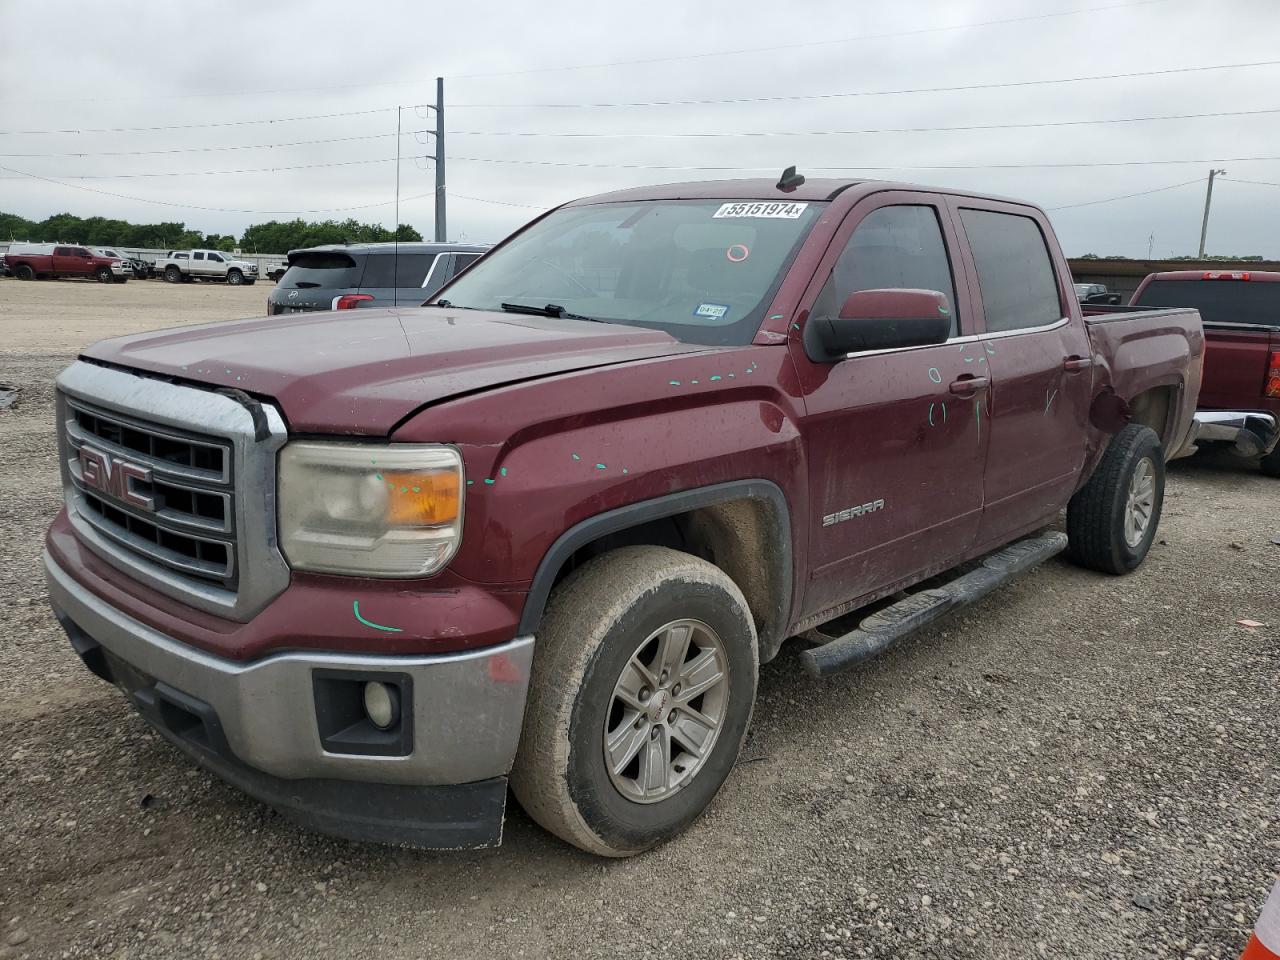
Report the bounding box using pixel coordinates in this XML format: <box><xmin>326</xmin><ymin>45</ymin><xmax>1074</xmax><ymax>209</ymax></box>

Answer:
<box><xmin>712</xmin><ymin>201</ymin><xmax>809</xmax><ymax>219</ymax></box>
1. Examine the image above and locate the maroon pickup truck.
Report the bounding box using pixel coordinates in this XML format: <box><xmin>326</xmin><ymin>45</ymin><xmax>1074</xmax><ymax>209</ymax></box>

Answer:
<box><xmin>4</xmin><ymin>243</ymin><xmax>129</xmax><ymax>283</ymax></box>
<box><xmin>1129</xmin><ymin>270</ymin><xmax>1280</xmax><ymax>476</ymax></box>
<box><xmin>45</xmin><ymin>176</ymin><xmax>1206</xmax><ymax>856</ymax></box>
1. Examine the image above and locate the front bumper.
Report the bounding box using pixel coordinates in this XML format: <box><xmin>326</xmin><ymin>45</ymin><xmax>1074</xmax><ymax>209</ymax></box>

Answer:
<box><xmin>45</xmin><ymin>549</ymin><xmax>534</xmax><ymax>848</ymax></box>
<box><xmin>1172</xmin><ymin>410</ymin><xmax>1280</xmax><ymax>459</ymax></box>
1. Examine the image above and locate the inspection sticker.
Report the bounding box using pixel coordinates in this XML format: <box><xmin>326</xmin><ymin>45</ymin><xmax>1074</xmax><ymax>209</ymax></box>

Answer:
<box><xmin>694</xmin><ymin>302</ymin><xmax>730</xmax><ymax>320</ymax></box>
<box><xmin>712</xmin><ymin>201</ymin><xmax>808</xmax><ymax>219</ymax></box>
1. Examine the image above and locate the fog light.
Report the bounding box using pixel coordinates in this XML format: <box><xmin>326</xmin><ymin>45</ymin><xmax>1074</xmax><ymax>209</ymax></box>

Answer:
<box><xmin>363</xmin><ymin>681</ymin><xmax>398</xmax><ymax>730</ymax></box>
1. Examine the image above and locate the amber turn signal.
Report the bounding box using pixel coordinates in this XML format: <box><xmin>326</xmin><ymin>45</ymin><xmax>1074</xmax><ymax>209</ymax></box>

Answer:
<box><xmin>382</xmin><ymin>469</ymin><xmax>461</xmax><ymax>526</ymax></box>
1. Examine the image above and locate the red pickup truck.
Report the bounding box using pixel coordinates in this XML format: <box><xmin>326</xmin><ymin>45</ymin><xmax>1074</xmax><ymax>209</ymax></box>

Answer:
<box><xmin>1129</xmin><ymin>270</ymin><xmax>1280</xmax><ymax>476</ymax></box>
<box><xmin>4</xmin><ymin>242</ymin><xmax>129</xmax><ymax>283</ymax></box>
<box><xmin>45</xmin><ymin>176</ymin><xmax>1205</xmax><ymax>856</ymax></box>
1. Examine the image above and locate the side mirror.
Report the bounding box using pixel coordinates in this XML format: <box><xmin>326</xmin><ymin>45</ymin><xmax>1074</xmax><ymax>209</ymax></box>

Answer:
<box><xmin>805</xmin><ymin>288</ymin><xmax>953</xmax><ymax>362</ymax></box>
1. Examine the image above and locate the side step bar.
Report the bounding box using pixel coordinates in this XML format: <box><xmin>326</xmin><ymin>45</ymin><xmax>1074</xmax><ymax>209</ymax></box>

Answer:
<box><xmin>799</xmin><ymin>532</ymin><xmax>1068</xmax><ymax>678</ymax></box>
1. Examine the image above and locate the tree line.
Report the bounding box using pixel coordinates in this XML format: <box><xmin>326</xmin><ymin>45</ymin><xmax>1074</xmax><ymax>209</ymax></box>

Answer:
<box><xmin>0</xmin><ymin>211</ymin><xmax>422</xmax><ymax>253</ymax></box>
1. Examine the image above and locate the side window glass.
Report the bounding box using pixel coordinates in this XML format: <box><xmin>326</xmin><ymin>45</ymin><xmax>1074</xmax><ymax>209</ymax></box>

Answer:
<box><xmin>395</xmin><ymin>253</ymin><xmax>436</xmax><ymax>287</ymax></box>
<box><xmin>209</xmin><ymin>253</ymin><xmax>223</xmax><ymax>263</ymax></box>
<box><xmin>193</xmin><ymin>251</ymin><xmax>205</xmax><ymax>261</ymax></box>
<box><xmin>959</xmin><ymin>209</ymin><xmax>1062</xmax><ymax>332</ymax></box>
<box><xmin>814</xmin><ymin>205</ymin><xmax>959</xmax><ymax>336</ymax></box>
<box><xmin>54</xmin><ymin>247</ymin><xmax>70</xmax><ymax>256</ymax></box>
<box><xmin>360</xmin><ymin>255</ymin><xmax>395</xmax><ymax>288</ymax></box>
<box><xmin>451</xmin><ymin>254</ymin><xmax>481</xmax><ymax>278</ymax></box>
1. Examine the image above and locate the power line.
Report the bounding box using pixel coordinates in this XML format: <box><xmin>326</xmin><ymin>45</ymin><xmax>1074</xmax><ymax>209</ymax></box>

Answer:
<box><xmin>448</xmin><ymin>0</ymin><xmax>1170</xmax><ymax>79</ymax></box>
<box><xmin>451</xmin><ymin>58</ymin><xmax>1280</xmax><ymax>108</ymax></box>
<box><xmin>0</xmin><ymin>129</ymin><xmax>432</xmax><ymax>158</ymax></box>
<box><xmin>1223</xmin><ymin>177</ymin><xmax>1280</xmax><ymax>189</ymax></box>
<box><xmin>3</xmin><ymin>0</ymin><xmax>1168</xmax><ymax>105</ymax></box>
<box><xmin>443</xmin><ymin>154</ymin><xmax>1280</xmax><ymax>172</ymax></box>
<box><xmin>440</xmin><ymin>107</ymin><xmax>1280</xmax><ymax>140</ymax></box>
<box><xmin>0</xmin><ymin>155</ymin><xmax>432</xmax><ymax>181</ymax></box>
<box><xmin>0</xmin><ymin>106</ymin><xmax>406</xmax><ymax>137</ymax></box>
<box><xmin>1046</xmin><ymin>178</ymin><xmax>1205</xmax><ymax>211</ymax></box>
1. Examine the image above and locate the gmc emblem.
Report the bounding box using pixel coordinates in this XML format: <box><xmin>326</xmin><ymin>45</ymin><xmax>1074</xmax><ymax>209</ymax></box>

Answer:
<box><xmin>78</xmin><ymin>445</ymin><xmax>155</xmax><ymax>511</ymax></box>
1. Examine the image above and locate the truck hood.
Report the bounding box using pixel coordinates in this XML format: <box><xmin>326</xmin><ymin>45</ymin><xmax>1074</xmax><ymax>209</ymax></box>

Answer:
<box><xmin>82</xmin><ymin>306</ymin><xmax>706</xmax><ymax>434</ymax></box>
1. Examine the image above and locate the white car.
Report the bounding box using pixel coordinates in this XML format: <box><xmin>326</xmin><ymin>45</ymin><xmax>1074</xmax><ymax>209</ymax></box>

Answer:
<box><xmin>156</xmin><ymin>249</ymin><xmax>259</xmax><ymax>285</ymax></box>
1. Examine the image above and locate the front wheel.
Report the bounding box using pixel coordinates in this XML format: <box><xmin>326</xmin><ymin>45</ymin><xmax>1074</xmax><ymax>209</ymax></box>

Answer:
<box><xmin>511</xmin><ymin>546</ymin><xmax>758</xmax><ymax>857</ymax></box>
<box><xmin>227</xmin><ymin>269</ymin><xmax>244</xmax><ymax>285</ymax></box>
<box><xmin>95</xmin><ymin>267</ymin><xmax>114</xmax><ymax>283</ymax></box>
<box><xmin>1260</xmin><ymin>446</ymin><xmax>1280</xmax><ymax>478</ymax></box>
<box><xmin>1067</xmin><ymin>423</ymin><xmax>1165</xmax><ymax>574</ymax></box>
<box><xmin>164</xmin><ymin>266</ymin><xmax>181</xmax><ymax>283</ymax></box>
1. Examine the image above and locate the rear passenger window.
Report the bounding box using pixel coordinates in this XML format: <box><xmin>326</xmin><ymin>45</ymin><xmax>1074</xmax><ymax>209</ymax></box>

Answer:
<box><xmin>452</xmin><ymin>254</ymin><xmax>481</xmax><ymax>275</ymax></box>
<box><xmin>814</xmin><ymin>205</ymin><xmax>959</xmax><ymax>336</ymax></box>
<box><xmin>360</xmin><ymin>254</ymin><xmax>437</xmax><ymax>288</ymax></box>
<box><xmin>959</xmin><ymin>209</ymin><xmax>1062</xmax><ymax>332</ymax></box>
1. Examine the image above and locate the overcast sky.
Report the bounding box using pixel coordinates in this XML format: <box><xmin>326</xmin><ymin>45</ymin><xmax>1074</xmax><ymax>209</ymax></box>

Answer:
<box><xmin>2</xmin><ymin>0</ymin><xmax>1278</xmax><ymax>257</ymax></box>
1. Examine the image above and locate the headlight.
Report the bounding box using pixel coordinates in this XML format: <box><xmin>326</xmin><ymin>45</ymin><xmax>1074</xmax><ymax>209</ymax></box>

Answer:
<box><xmin>278</xmin><ymin>442</ymin><xmax>463</xmax><ymax>577</ymax></box>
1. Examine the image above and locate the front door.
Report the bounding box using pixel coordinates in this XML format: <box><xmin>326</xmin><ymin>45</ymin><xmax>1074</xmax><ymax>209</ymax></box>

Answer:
<box><xmin>948</xmin><ymin>202</ymin><xmax>1093</xmax><ymax>549</ymax></box>
<box><xmin>790</xmin><ymin>195</ymin><xmax>990</xmax><ymax>622</ymax></box>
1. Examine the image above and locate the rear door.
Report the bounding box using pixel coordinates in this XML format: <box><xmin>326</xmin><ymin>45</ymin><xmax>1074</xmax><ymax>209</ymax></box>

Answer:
<box><xmin>53</xmin><ymin>246</ymin><xmax>87</xmax><ymax>277</ymax></box>
<box><xmin>790</xmin><ymin>193</ymin><xmax>988</xmax><ymax>620</ymax></box>
<box><xmin>1133</xmin><ymin>276</ymin><xmax>1280</xmax><ymax>409</ymax></box>
<box><xmin>948</xmin><ymin>201</ymin><xmax>1093</xmax><ymax>550</ymax></box>
<box><xmin>269</xmin><ymin>251</ymin><xmax>367</xmax><ymax>314</ymax></box>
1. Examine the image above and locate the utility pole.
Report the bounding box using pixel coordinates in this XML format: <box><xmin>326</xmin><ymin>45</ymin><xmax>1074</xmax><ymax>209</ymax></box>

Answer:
<box><xmin>1198</xmin><ymin>168</ymin><xmax>1225</xmax><ymax>258</ymax></box>
<box><xmin>435</xmin><ymin>77</ymin><xmax>447</xmax><ymax>242</ymax></box>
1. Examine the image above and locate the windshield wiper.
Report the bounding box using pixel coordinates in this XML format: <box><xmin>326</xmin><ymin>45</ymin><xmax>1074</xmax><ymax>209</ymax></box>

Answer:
<box><xmin>500</xmin><ymin>302</ymin><xmax>604</xmax><ymax>323</ymax></box>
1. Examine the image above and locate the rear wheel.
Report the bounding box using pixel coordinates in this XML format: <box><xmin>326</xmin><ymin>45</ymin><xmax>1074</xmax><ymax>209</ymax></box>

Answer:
<box><xmin>95</xmin><ymin>267</ymin><xmax>113</xmax><ymax>283</ymax></box>
<box><xmin>164</xmin><ymin>266</ymin><xmax>181</xmax><ymax>283</ymax></box>
<box><xmin>511</xmin><ymin>546</ymin><xmax>758</xmax><ymax>857</ymax></box>
<box><xmin>15</xmin><ymin>264</ymin><xmax>34</xmax><ymax>281</ymax></box>
<box><xmin>227</xmin><ymin>268</ymin><xmax>244</xmax><ymax>285</ymax></box>
<box><xmin>1067</xmin><ymin>423</ymin><xmax>1164</xmax><ymax>574</ymax></box>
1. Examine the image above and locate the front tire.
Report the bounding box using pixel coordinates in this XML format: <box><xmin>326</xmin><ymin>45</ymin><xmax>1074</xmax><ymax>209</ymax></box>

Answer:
<box><xmin>95</xmin><ymin>267</ymin><xmax>113</xmax><ymax>283</ymax></box>
<box><xmin>164</xmin><ymin>266</ymin><xmax>181</xmax><ymax>283</ymax></box>
<box><xmin>1067</xmin><ymin>423</ymin><xmax>1165</xmax><ymax>574</ymax></box>
<box><xmin>227</xmin><ymin>268</ymin><xmax>244</xmax><ymax>285</ymax></box>
<box><xmin>511</xmin><ymin>546</ymin><xmax>758</xmax><ymax>857</ymax></box>
<box><xmin>1260</xmin><ymin>446</ymin><xmax>1280</xmax><ymax>478</ymax></box>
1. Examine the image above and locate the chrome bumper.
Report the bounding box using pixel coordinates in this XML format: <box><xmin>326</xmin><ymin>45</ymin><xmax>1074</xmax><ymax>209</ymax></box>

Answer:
<box><xmin>1173</xmin><ymin>410</ymin><xmax>1280</xmax><ymax>459</ymax></box>
<box><xmin>44</xmin><ymin>549</ymin><xmax>534</xmax><ymax>787</ymax></box>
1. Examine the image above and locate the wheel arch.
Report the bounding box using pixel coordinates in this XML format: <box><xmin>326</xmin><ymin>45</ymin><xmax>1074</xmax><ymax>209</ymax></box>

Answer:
<box><xmin>517</xmin><ymin>480</ymin><xmax>794</xmax><ymax>662</ymax></box>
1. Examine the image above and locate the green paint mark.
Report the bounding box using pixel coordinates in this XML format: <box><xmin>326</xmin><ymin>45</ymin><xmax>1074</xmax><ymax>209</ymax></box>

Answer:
<box><xmin>792</xmin><ymin>322</ymin><xmax>801</xmax><ymax>330</ymax></box>
<box><xmin>571</xmin><ymin>453</ymin><xmax>581</xmax><ymax>461</ymax></box>
<box><xmin>622</xmin><ymin>468</ymin><xmax>629</xmax><ymax>474</ymax></box>
<box><xmin>710</xmin><ymin>375</ymin><xmax>722</xmax><ymax>381</ymax></box>
<box><xmin>412</xmin><ymin>486</ymin><xmax>421</xmax><ymax>493</ymax></box>
<box><xmin>484</xmin><ymin>478</ymin><xmax>495</xmax><ymax>485</ymax></box>
<box><xmin>691</xmin><ymin>379</ymin><xmax>699</xmax><ymax>384</ymax></box>
<box><xmin>499</xmin><ymin>467</ymin><xmax>508</xmax><ymax>477</ymax></box>
<box><xmin>375</xmin><ymin>473</ymin><xmax>383</xmax><ymax>481</ymax></box>
<box><xmin>595</xmin><ymin>463</ymin><xmax>606</xmax><ymax>470</ymax></box>
<box><xmin>938</xmin><ymin>305</ymin><xmax>950</xmax><ymax>315</ymax></box>
<box><xmin>353</xmin><ymin>600</ymin><xmax>402</xmax><ymax>633</ymax></box>
<box><xmin>669</xmin><ymin>380</ymin><xmax>682</xmax><ymax>386</ymax></box>
<box><xmin>768</xmin><ymin>314</ymin><xmax>784</xmax><ymax>320</ymax></box>
<box><xmin>466</xmin><ymin>480</ymin><xmax>474</xmax><ymax>486</ymax></box>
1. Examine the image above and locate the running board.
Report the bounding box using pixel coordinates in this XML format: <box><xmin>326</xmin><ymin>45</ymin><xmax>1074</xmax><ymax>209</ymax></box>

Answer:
<box><xmin>799</xmin><ymin>532</ymin><xmax>1068</xmax><ymax>678</ymax></box>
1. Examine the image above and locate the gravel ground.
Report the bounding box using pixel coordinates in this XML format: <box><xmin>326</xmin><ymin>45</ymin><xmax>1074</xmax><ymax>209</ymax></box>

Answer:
<box><xmin>0</xmin><ymin>279</ymin><xmax>1277</xmax><ymax>959</ymax></box>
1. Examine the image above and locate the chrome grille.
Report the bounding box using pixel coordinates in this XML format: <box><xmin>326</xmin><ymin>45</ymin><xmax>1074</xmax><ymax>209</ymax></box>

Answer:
<box><xmin>56</xmin><ymin>361</ymin><xmax>291</xmax><ymax>623</ymax></box>
<box><xmin>66</xmin><ymin>399</ymin><xmax>237</xmax><ymax>588</ymax></box>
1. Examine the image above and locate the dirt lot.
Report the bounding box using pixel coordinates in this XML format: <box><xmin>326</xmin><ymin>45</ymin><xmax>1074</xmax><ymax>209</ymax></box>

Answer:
<box><xmin>0</xmin><ymin>278</ymin><xmax>1277</xmax><ymax>959</ymax></box>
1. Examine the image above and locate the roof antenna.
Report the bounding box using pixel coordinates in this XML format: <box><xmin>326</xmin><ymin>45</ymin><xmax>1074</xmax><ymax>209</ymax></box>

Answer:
<box><xmin>777</xmin><ymin>165</ymin><xmax>805</xmax><ymax>192</ymax></box>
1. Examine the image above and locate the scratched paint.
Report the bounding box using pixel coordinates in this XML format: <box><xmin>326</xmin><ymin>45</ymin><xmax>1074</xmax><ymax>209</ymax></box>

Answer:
<box><xmin>984</xmin><ymin>341</ymin><xmax>996</xmax><ymax>356</ymax></box>
<box><xmin>1044</xmin><ymin>388</ymin><xmax>1058</xmax><ymax>414</ymax></box>
<box><xmin>975</xmin><ymin>398</ymin><xmax>983</xmax><ymax>446</ymax></box>
<box><xmin>928</xmin><ymin>367</ymin><xmax>942</xmax><ymax>384</ymax></box>
<box><xmin>928</xmin><ymin>401</ymin><xmax>949</xmax><ymax>427</ymax></box>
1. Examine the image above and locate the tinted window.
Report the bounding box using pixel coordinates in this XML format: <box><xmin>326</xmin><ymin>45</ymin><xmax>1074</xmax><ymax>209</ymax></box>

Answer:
<box><xmin>279</xmin><ymin>251</ymin><xmax>363</xmax><ymax>289</ymax></box>
<box><xmin>209</xmin><ymin>252</ymin><xmax>223</xmax><ymax>263</ymax></box>
<box><xmin>54</xmin><ymin>247</ymin><xmax>71</xmax><ymax>256</ymax></box>
<box><xmin>960</xmin><ymin>209</ymin><xmax>1062</xmax><ymax>332</ymax></box>
<box><xmin>1133</xmin><ymin>278</ymin><xmax>1280</xmax><ymax>327</ymax></box>
<box><xmin>814</xmin><ymin>204</ymin><xmax>959</xmax><ymax>335</ymax></box>
<box><xmin>194</xmin><ymin>252</ymin><xmax>205</xmax><ymax>260</ymax></box>
<box><xmin>452</xmin><ymin>253</ymin><xmax>481</xmax><ymax>276</ymax></box>
<box><xmin>358</xmin><ymin>253</ymin><xmax>435</xmax><ymax>288</ymax></box>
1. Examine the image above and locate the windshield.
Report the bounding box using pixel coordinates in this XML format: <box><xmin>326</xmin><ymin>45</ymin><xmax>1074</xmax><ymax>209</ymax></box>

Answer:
<box><xmin>1133</xmin><ymin>278</ymin><xmax>1280</xmax><ymax>327</ymax></box>
<box><xmin>436</xmin><ymin>199</ymin><xmax>825</xmax><ymax>345</ymax></box>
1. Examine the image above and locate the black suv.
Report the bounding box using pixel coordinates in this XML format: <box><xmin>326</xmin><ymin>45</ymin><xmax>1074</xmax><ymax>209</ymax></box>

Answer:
<box><xmin>267</xmin><ymin>242</ymin><xmax>488</xmax><ymax>315</ymax></box>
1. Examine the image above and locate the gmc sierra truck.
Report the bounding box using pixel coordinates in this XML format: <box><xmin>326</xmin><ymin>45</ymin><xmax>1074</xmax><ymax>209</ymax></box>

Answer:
<box><xmin>1128</xmin><ymin>269</ymin><xmax>1280</xmax><ymax>475</ymax></box>
<box><xmin>46</xmin><ymin>176</ymin><xmax>1207</xmax><ymax>857</ymax></box>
